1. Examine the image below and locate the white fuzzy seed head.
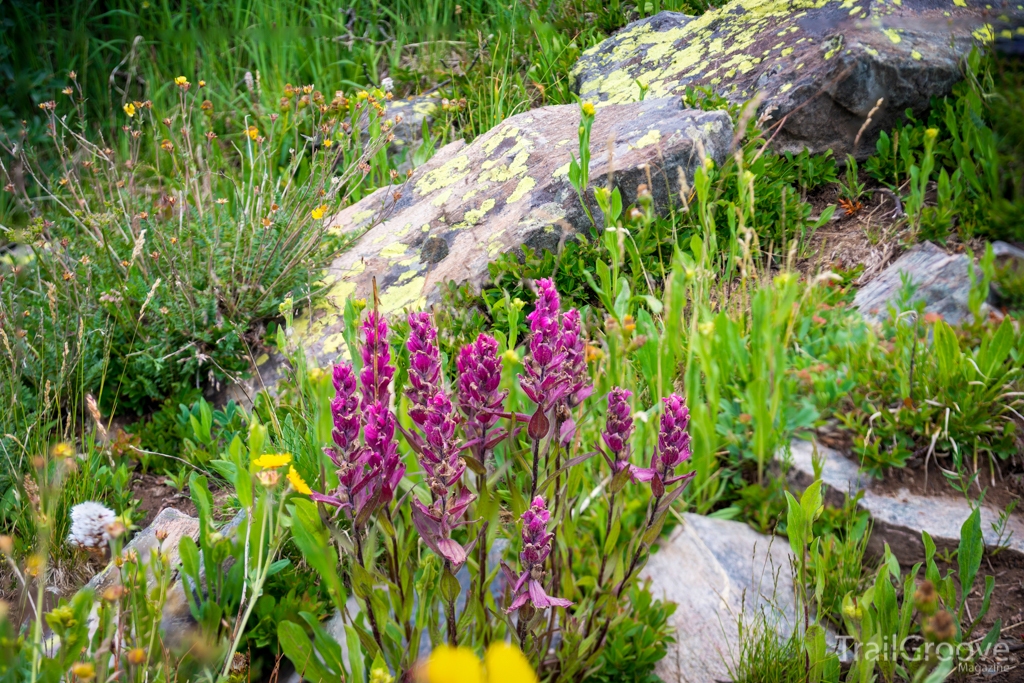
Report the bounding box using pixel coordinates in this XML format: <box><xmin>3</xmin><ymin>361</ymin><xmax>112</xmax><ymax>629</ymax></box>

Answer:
<box><xmin>67</xmin><ymin>501</ymin><xmax>117</xmax><ymax>549</ymax></box>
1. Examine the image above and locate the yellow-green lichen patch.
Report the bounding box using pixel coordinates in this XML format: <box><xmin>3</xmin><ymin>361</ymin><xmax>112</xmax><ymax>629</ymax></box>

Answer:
<box><xmin>911</xmin><ymin>50</ymin><xmax>922</xmax><ymax>60</ymax></box>
<box><xmin>412</xmin><ymin>100</ymin><xmax>438</xmax><ymax>117</ymax></box>
<box><xmin>482</xmin><ymin>125</ymin><xmax>521</xmax><ymax>155</ymax></box>
<box><xmin>377</xmin><ymin>276</ymin><xmax>427</xmax><ymax>313</ymax></box>
<box><xmin>552</xmin><ymin>161</ymin><xmax>572</xmax><ymax>178</ymax></box>
<box><xmin>380</xmin><ymin>241</ymin><xmax>409</xmax><ymax>260</ymax></box>
<box><xmin>507</xmin><ymin>176</ymin><xmax>537</xmax><ymax>204</ymax></box>
<box><xmin>462</xmin><ymin>198</ymin><xmax>497</xmax><ymax>226</ymax></box>
<box><xmin>351</xmin><ymin>209</ymin><xmax>375</xmax><ymax>225</ymax></box>
<box><xmin>883</xmin><ymin>28</ymin><xmax>901</xmax><ymax>43</ymax></box>
<box><xmin>634</xmin><ymin>128</ymin><xmax>662</xmax><ymax>149</ymax></box>
<box><xmin>432</xmin><ymin>188</ymin><xmax>454</xmax><ymax>207</ymax></box>
<box><xmin>779</xmin><ymin>82</ymin><xmax>793</xmax><ymax>92</ymax></box>
<box><xmin>415</xmin><ymin>153</ymin><xmax>471</xmax><ymax>194</ymax></box>
<box><xmin>462</xmin><ymin>188</ymin><xmax>481</xmax><ymax>203</ymax></box>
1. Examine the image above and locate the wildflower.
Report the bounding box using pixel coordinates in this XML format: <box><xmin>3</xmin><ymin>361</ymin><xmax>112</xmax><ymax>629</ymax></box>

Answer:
<box><xmin>503</xmin><ymin>497</ymin><xmax>572</xmax><ymax>612</ymax></box>
<box><xmin>457</xmin><ymin>333</ymin><xmax>507</xmax><ymax>460</ymax></box>
<box><xmin>323</xmin><ymin>138</ymin><xmax>333</xmax><ymax>148</ymax></box>
<box><xmin>923</xmin><ymin>610</ymin><xmax>956</xmax><ymax>643</ymax></box>
<box><xmin>632</xmin><ymin>394</ymin><xmax>694</xmax><ymax>497</ymax></box>
<box><xmin>381</xmin><ymin>77</ymin><xmax>394</xmax><ymax>93</ymax></box>
<box><xmin>123</xmin><ymin>103</ymin><xmax>136</xmax><ymax>118</ymax></box>
<box><xmin>518</xmin><ymin>279</ymin><xmax>592</xmax><ymax>440</ymax></box>
<box><xmin>313</xmin><ymin>363</ymin><xmax>372</xmax><ymax>517</ymax></box>
<box><xmin>420</xmin><ymin>642</ymin><xmax>537</xmax><ymax>683</ymax></box>
<box><xmin>360</xmin><ymin>311</ymin><xmax>395</xmax><ymax>407</ymax></box>
<box><xmin>247</xmin><ymin>125</ymin><xmax>259</xmax><ymax>140</ymax></box>
<box><xmin>62</xmin><ymin>87</ymin><xmax>73</xmax><ymax>96</ymax></box>
<box><xmin>601</xmin><ymin>388</ymin><xmax>635</xmax><ymax>484</ymax></box>
<box><xmin>201</xmin><ymin>100</ymin><xmax>213</xmax><ymax>112</ymax></box>
<box><xmin>356</xmin><ymin>90</ymin><xmax>369</xmax><ymax>100</ymax></box>
<box><xmin>362</xmin><ymin>400</ymin><xmax>405</xmax><ymax>513</ymax></box>
<box><xmin>581</xmin><ymin>101</ymin><xmax>595</xmax><ymax>117</ymax></box>
<box><xmin>406</xmin><ymin>312</ymin><xmax>442</xmax><ymax>428</ymax></box>
<box><xmin>253</xmin><ymin>453</ymin><xmax>292</xmax><ymax>469</ymax></box>
<box><xmin>411</xmin><ymin>484</ymin><xmax>475</xmax><ymax>567</ymax></box>
<box><xmin>174</xmin><ymin>76</ymin><xmax>189</xmax><ymax>87</ymax></box>
<box><xmin>257</xmin><ymin>469</ymin><xmax>280</xmax><ymax>488</ymax></box>
<box><xmin>287</xmin><ymin>466</ymin><xmax>312</xmax><ymax>495</ymax></box>
<box><xmin>311</xmin><ymin>204</ymin><xmax>327</xmax><ymax>220</ymax></box>
<box><xmin>51</xmin><ymin>442</ymin><xmax>74</xmax><ymax>459</ymax></box>
<box><xmin>68</xmin><ymin>502</ymin><xmax>117</xmax><ymax>550</ymax></box>
<box><xmin>198</xmin><ymin>80</ymin><xmax>206</xmax><ymax>88</ymax></box>
<box><xmin>71</xmin><ymin>662</ymin><xmax>96</xmax><ymax>680</ymax></box>
<box><xmin>160</xmin><ymin>139</ymin><xmax>173</xmax><ymax>153</ymax></box>
<box><xmin>127</xmin><ymin>648</ymin><xmax>146</xmax><ymax>665</ymax></box>
<box><xmin>914</xmin><ymin>580</ymin><xmax>938</xmax><ymax>616</ymax></box>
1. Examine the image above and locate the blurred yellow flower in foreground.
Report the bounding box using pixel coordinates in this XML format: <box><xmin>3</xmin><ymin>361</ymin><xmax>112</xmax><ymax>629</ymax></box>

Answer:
<box><xmin>123</xmin><ymin>103</ymin><xmax>136</xmax><ymax>118</ymax></box>
<box><xmin>287</xmin><ymin>466</ymin><xmax>311</xmax><ymax>495</ymax></box>
<box><xmin>421</xmin><ymin>643</ymin><xmax>537</xmax><ymax>683</ymax></box>
<box><xmin>253</xmin><ymin>453</ymin><xmax>292</xmax><ymax>469</ymax></box>
<box><xmin>311</xmin><ymin>204</ymin><xmax>328</xmax><ymax>220</ymax></box>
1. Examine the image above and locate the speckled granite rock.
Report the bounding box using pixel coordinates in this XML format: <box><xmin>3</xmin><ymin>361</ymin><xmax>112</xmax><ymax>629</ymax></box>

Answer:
<box><xmin>571</xmin><ymin>0</ymin><xmax>1006</xmax><ymax>158</ymax></box>
<box><xmin>642</xmin><ymin>513</ymin><xmax>796</xmax><ymax>683</ymax></box>
<box><xmin>783</xmin><ymin>439</ymin><xmax>1024</xmax><ymax>563</ymax></box>
<box><xmin>295</xmin><ymin>98</ymin><xmax>731</xmax><ymax>363</ymax></box>
<box><xmin>853</xmin><ymin>240</ymin><xmax>980</xmax><ymax>325</ymax></box>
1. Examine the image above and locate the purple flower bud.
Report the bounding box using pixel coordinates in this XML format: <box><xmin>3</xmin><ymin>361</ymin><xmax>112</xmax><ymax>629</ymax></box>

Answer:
<box><xmin>503</xmin><ymin>496</ymin><xmax>572</xmax><ymax>612</ymax></box>
<box><xmin>519</xmin><ymin>279</ymin><xmax>566</xmax><ymax>411</ymax></box>
<box><xmin>657</xmin><ymin>394</ymin><xmax>692</xmax><ymax>472</ymax></box>
<box><xmin>456</xmin><ymin>333</ymin><xmax>507</xmax><ymax>456</ymax></box>
<box><xmin>420</xmin><ymin>391</ymin><xmax>464</xmax><ymax>488</ymax></box>
<box><xmin>360</xmin><ymin>311</ymin><xmax>394</xmax><ymax>408</ymax></box>
<box><xmin>362</xmin><ymin>400</ymin><xmax>404</xmax><ymax>511</ymax></box>
<box><xmin>406</xmin><ymin>312</ymin><xmax>442</xmax><ymax>428</ymax></box>
<box><xmin>602</xmin><ymin>388</ymin><xmax>634</xmax><ymax>469</ymax></box>
<box><xmin>330</xmin><ymin>363</ymin><xmax>361</xmax><ymax>457</ymax></box>
<box><xmin>559</xmin><ymin>309</ymin><xmax>592</xmax><ymax>409</ymax></box>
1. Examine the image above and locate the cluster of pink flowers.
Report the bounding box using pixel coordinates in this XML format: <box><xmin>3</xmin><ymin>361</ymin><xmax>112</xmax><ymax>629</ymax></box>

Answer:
<box><xmin>309</xmin><ymin>279</ymin><xmax>693</xmax><ymax>616</ymax></box>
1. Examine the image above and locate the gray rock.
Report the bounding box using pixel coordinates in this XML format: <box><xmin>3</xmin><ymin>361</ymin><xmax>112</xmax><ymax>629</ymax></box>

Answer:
<box><xmin>783</xmin><ymin>439</ymin><xmax>1024</xmax><ymax>563</ymax></box>
<box><xmin>853</xmin><ymin>240</ymin><xmax>983</xmax><ymax>325</ymax></box>
<box><xmin>570</xmin><ymin>0</ymin><xmax>1010</xmax><ymax>158</ymax></box>
<box><xmin>86</xmin><ymin>507</ymin><xmax>199</xmax><ymax>594</ymax></box>
<box><xmin>642</xmin><ymin>513</ymin><xmax>796</xmax><ymax>683</ymax></box>
<box><xmin>295</xmin><ymin>98</ymin><xmax>731</xmax><ymax>363</ymax></box>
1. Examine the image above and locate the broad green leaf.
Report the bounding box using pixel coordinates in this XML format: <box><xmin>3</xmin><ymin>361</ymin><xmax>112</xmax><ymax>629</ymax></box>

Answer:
<box><xmin>958</xmin><ymin>507</ymin><xmax>983</xmax><ymax>606</ymax></box>
<box><xmin>278</xmin><ymin>620</ymin><xmax>335</xmax><ymax>683</ymax></box>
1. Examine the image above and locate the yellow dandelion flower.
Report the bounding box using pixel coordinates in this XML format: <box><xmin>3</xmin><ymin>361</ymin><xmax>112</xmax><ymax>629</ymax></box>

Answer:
<box><xmin>287</xmin><ymin>466</ymin><xmax>311</xmax><ymax>495</ymax></box>
<box><xmin>247</xmin><ymin>125</ymin><xmax>259</xmax><ymax>141</ymax></box>
<box><xmin>581</xmin><ymin>101</ymin><xmax>595</xmax><ymax>117</ymax></box>
<box><xmin>322</xmin><ymin>138</ymin><xmax>333</xmax><ymax>148</ymax></box>
<box><xmin>51</xmin><ymin>442</ymin><xmax>75</xmax><ymax>459</ymax></box>
<box><xmin>174</xmin><ymin>76</ymin><xmax>189</xmax><ymax>87</ymax></box>
<box><xmin>123</xmin><ymin>103</ymin><xmax>136</xmax><ymax>118</ymax></box>
<box><xmin>252</xmin><ymin>453</ymin><xmax>292</xmax><ymax>469</ymax></box>
<box><xmin>311</xmin><ymin>204</ymin><xmax>328</xmax><ymax>220</ymax></box>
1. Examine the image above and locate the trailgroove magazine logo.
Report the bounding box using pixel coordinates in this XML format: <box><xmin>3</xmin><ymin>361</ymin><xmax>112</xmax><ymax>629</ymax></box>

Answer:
<box><xmin>832</xmin><ymin>635</ymin><xmax>1013</xmax><ymax>674</ymax></box>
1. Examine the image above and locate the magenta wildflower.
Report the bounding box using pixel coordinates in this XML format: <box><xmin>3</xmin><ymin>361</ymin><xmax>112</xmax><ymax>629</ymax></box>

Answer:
<box><xmin>360</xmin><ymin>310</ymin><xmax>394</xmax><ymax>408</ymax></box>
<box><xmin>411</xmin><ymin>486</ymin><xmax>476</xmax><ymax>567</ymax></box>
<box><xmin>406</xmin><ymin>312</ymin><xmax>442</xmax><ymax>429</ymax></box>
<box><xmin>503</xmin><ymin>496</ymin><xmax>572</xmax><ymax>612</ymax></box>
<box><xmin>601</xmin><ymin>387</ymin><xmax>634</xmax><ymax>475</ymax></box>
<box><xmin>456</xmin><ymin>333</ymin><xmax>507</xmax><ymax>459</ymax></box>
<box><xmin>518</xmin><ymin>279</ymin><xmax>594</xmax><ymax>442</ymax></box>
<box><xmin>311</xmin><ymin>362</ymin><xmax>375</xmax><ymax>518</ymax></box>
<box><xmin>632</xmin><ymin>394</ymin><xmax>694</xmax><ymax>496</ymax></box>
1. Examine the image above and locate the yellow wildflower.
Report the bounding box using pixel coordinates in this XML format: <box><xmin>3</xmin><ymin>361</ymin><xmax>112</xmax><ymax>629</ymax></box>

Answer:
<box><xmin>581</xmin><ymin>101</ymin><xmax>595</xmax><ymax>117</ymax></box>
<box><xmin>71</xmin><ymin>662</ymin><xmax>96</xmax><ymax>680</ymax></box>
<box><xmin>247</xmin><ymin>125</ymin><xmax>259</xmax><ymax>141</ymax></box>
<box><xmin>123</xmin><ymin>103</ymin><xmax>136</xmax><ymax>118</ymax></box>
<box><xmin>420</xmin><ymin>643</ymin><xmax>537</xmax><ymax>683</ymax></box>
<box><xmin>322</xmin><ymin>138</ymin><xmax>333</xmax><ymax>148</ymax></box>
<box><xmin>51</xmin><ymin>442</ymin><xmax>74</xmax><ymax>459</ymax></box>
<box><xmin>311</xmin><ymin>204</ymin><xmax>328</xmax><ymax>220</ymax></box>
<box><xmin>198</xmin><ymin>80</ymin><xmax>206</xmax><ymax>88</ymax></box>
<box><xmin>174</xmin><ymin>76</ymin><xmax>189</xmax><ymax>87</ymax></box>
<box><xmin>356</xmin><ymin>90</ymin><xmax>369</xmax><ymax>100</ymax></box>
<box><xmin>287</xmin><ymin>466</ymin><xmax>311</xmax><ymax>495</ymax></box>
<box><xmin>252</xmin><ymin>453</ymin><xmax>292</xmax><ymax>469</ymax></box>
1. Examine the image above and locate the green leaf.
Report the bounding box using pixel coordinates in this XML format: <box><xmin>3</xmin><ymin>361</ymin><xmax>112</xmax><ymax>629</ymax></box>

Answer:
<box><xmin>299</xmin><ymin>612</ymin><xmax>344</xmax><ymax>676</ymax></box>
<box><xmin>346</xmin><ymin>625</ymin><xmax>366</xmax><ymax>682</ymax></box>
<box><xmin>958</xmin><ymin>507</ymin><xmax>983</xmax><ymax>606</ymax></box>
<box><xmin>278</xmin><ymin>620</ymin><xmax>335</xmax><ymax>683</ymax></box>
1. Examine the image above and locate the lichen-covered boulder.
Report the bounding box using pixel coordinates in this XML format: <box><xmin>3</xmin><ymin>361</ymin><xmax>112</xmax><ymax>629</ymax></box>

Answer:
<box><xmin>571</xmin><ymin>0</ymin><xmax>1002</xmax><ymax>158</ymax></box>
<box><xmin>295</xmin><ymin>97</ymin><xmax>731</xmax><ymax>363</ymax></box>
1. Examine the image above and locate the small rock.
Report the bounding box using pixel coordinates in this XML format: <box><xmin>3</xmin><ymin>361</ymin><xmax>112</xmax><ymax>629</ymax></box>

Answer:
<box><xmin>570</xmin><ymin>0</ymin><xmax>1007</xmax><ymax>158</ymax></box>
<box><xmin>296</xmin><ymin>98</ymin><xmax>731</xmax><ymax>364</ymax></box>
<box><xmin>783</xmin><ymin>439</ymin><xmax>1024</xmax><ymax>563</ymax></box>
<box><xmin>642</xmin><ymin>513</ymin><xmax>796</xmax><ymax>683</ymax></box>
<box><xmin>853</xmin><ymin>240</ymin><xmax>983</xmax><ymax>325</ymax></box>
